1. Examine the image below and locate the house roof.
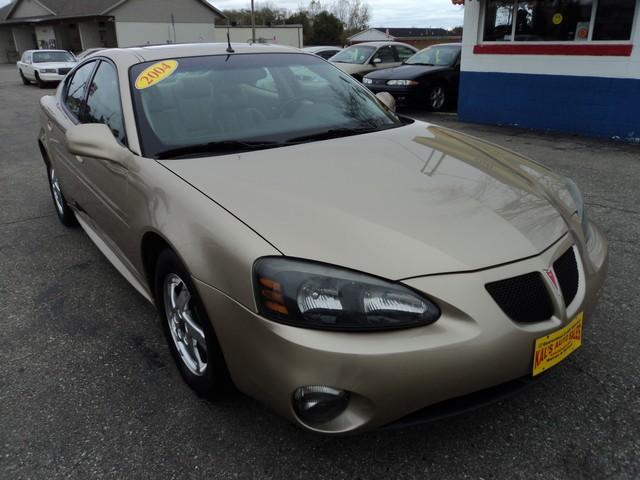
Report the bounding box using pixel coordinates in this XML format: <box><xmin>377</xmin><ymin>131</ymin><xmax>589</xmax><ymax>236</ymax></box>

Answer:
<box><xmin>1</xmin><ymin>0</ymin><xmax>224</xmax><ymax>22</ymax></box>
<box><xmin>375</xmin><ymin>27</ymin><xmax>451</xmax><ymax>38</ymax></box>
<box><xmin>349</xmin><ymin>27</ymin><xmax>454</xmax><ymax>41</ymax></box>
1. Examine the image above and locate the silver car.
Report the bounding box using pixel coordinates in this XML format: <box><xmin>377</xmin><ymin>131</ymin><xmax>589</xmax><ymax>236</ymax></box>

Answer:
<box><xmin>38</xmin><ymin>43</ymin><xmax>608</xmax><ymax>434</ymax></box>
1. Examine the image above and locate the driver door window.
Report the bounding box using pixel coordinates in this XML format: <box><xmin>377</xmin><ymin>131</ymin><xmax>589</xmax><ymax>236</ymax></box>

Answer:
<box><xmin>64</xmin><ymin>61</ymin><xmax>97</xmax><ymax>120</ymax></box>
<box><xmin>84</xmin><ymin>61</ymin><xmax>126</xmax><ymax>144</ymax></box>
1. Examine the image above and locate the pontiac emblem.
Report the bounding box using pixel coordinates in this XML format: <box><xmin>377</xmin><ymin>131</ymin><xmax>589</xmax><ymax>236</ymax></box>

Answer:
<box><xmin>544</xmin><ymin>268</ymin><xmax>561</xmax><ymax>294</ymax></box>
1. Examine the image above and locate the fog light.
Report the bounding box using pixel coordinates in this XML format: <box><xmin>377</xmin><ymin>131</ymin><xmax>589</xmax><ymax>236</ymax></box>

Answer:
<box><xmin>293</xmin><ymin>386</ymin><xmax>350</xmax><ymax>424</ymax></box>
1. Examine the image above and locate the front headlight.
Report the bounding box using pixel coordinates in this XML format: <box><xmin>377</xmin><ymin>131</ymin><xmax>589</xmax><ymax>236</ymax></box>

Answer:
<box><xmin>562</xmin><ymin>177</ymin><xmax>589</xmax><ymax>234</ymax></box>
<box><xmin>386</xmin><ymin>80</ymin><xmax>419</xmax><ymax>86</ymax></box>
<box><xmin>254</xmin><ymin>258</ymin><xmax>440</xmax><ymax>331</ymax></box>
<box><xmin>362</xmin><ymin>77</ymin><xmax>373</xmax><ymax>85</ymax></box>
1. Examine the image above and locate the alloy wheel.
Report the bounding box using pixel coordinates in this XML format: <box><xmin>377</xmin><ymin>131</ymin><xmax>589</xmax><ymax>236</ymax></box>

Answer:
<box><xmin>430</xmin><ymin>86</ymin><xmax>446</xmax><ymax>110</ymax></box>
<box><xmin>163</xmin><ymin>273</ymin><xmax>208</xmax><ymax>376</ymax></box>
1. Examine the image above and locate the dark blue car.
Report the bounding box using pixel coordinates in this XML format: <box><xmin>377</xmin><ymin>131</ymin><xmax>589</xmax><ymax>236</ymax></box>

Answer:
<box><xmin>363</xmin><ymin>43</ymin><xmax>462</xmax><ymax>111</ymax></box>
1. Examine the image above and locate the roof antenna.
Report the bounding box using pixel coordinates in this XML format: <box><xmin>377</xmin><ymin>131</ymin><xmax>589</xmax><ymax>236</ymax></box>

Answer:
<box><xmin>226</xmin><ymin>21</ymin><xmax>235</xmax><ymax>53</ymax></box>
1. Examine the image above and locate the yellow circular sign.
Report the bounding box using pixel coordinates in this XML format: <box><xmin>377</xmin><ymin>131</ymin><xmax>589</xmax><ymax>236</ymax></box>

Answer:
<box><xmin>552</xmin><ymin>13</ymin><xmax>563</xmax><ymax>25</ymax></box>
<box><xmin>135</xmin><ymin>60</ymin><xmax>178</xmax><ymax>90</ymax></box>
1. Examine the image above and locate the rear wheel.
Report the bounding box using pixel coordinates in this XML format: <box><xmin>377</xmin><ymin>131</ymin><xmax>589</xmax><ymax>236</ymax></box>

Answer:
<box><xmin>154</xmin><ymin>249</ymin><xmax>230</xmax><ymax>398</ymax></box>
<box><xmin>47</xmin><ymin>166</ymin><xmax>77</xmax><ymax>227</ymax></box>
<box><xmin>19</xmin><ymin>70</ymin><xmax>30</xmax><ymax>85</ymax></box>
<box><xmin>427</xmin><ymin>84</ymin><xmax>447</xmax><ymax>111</ymax></box>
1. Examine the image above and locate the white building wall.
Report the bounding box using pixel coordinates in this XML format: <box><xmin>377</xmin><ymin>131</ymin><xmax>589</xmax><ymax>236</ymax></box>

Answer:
<box><xmin>110</xmin><ymin>0</ymin><xmax>221</xmax><ymax>23</ymax></box>
<box><xmin>462</xmin><ymin>0</ymin><xmax>640</xmax><ymax>80</ymax></box>
<box><xmin>0</xmin><ymin>27</ymin><xmax>13</xmax><ymax>63</ymax></box>
<box><xmin>11</xmin><ymin>25</ymin><xmax>35</xmax><ymax>57</ymax></box>
<box><xmin>213</xmin><ymin>27</ymin><xmax>303</xmax><ymax>48</ymax></box>
<box><xmin>78</xmin><ymin>22</ymin><xmax>102</xmax><ymax>50</ymax></box>
<box><xmin>115</xmin><ymin>21</ymin><xmax>216</xmax><ymax>47</ymax></box>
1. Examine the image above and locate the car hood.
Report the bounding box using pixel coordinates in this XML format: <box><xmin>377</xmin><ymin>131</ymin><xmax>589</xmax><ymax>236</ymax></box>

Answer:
<box><xmin>332</xmin><ymin>62</ymin><xmax>369</xmax><ymax>75</ymax></box>
<box><xmin>160</xmin><ymin>122</ymin><xmax>574</xmax><ymax>280</ymax></box>
<box><xmin>33</xmin><ymin>61</ymin><xmax>76</xmax><ymax>69</ymax></box>
<box><xmin>365</xmin><ymin>64</ymin><xmax>449</xmax><ymax>80</ymax></box>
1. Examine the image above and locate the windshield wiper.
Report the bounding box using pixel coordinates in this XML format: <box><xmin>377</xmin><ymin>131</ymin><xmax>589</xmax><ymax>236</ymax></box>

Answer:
<box><xmin>155</xmin><ymin>140</ymin><xmax>283</xmax><ymax>159</ymax></box>
<box><xmin>286</xmin><ymin>126</ymin><xmax>387</xmax><ymax>144</ymax></box>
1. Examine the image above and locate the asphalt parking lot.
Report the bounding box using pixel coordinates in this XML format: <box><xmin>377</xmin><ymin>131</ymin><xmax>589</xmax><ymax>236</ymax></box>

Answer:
<box><xmin>1</xmin><ymin>63</ymin><xmax>639</xmax><ymax>479</ymax></box>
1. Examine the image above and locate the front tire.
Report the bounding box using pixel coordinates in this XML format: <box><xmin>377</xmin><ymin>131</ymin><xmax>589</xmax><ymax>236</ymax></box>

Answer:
<box><xmin>427</xmin><ymin>84</ymin><xmax>447</xmax><ymax>111</ymax></box>
<box><xmin>154</xmin><ymin>249</ymin><xmax>230</xmax><ymax>398</ymax></box>
<box><xmin>47</xmin><ymin>166</ymin><xmax>77</xmax><ymax>227</ymax></box>
<box><xmin>35</xmin><ymin>72</ymin><xmax>46</xmax><ymax>89</ymax></box>
<box><xmin>19</xmin><ymin>70</ymin><xmax>30</xmax><ymax>85</ymax></box>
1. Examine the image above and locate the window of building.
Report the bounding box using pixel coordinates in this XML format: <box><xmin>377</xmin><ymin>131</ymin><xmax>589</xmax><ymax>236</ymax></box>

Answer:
<box><xmin>482</xmin><ymin>0</ymin><xmax>637</xmax><ymax>42</ymax></box>
<box><xmin>85</xmin><ymin>61</ymin><xmax>126</xmax><ymax>144</ymax></box>
<box><xmin>593</xmin><ymin>0</ymin><xmax>637</xmax><ymax>40</ymax></box>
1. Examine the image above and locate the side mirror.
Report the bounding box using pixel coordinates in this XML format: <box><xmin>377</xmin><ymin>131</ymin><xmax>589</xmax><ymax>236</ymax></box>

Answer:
<box><xmin>376</xmin><ymin>92</ymin><xmax>396</xmax><ymax>112</ymax></box>
<box><xmin>372</xmin><ymin>57</ymin><xmax>382</xmax><ymax>65</ymax></box>
<box><xmin>66</xmin><ymin>123</ymin><xmax>129</xmax><ymax>164</ymax></box>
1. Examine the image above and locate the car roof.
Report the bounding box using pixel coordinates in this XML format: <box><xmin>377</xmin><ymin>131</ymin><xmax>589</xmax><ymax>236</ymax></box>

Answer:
<box><xmin>304</xmin><ymin>46</ymin><xmax>341</xmax><ymax>51</ymax></box>
<box><xmin>98</xmin><ymin>42</ymin><xmax>306</xmax><ymax>68</ymax></box>
<box><xmin>426</xmin><ymin>42</ymin><xmax>462</xmax><ymax>47</ymax></box>
<box><xmin>28</xmin><ymin>49</ymin><xmax>71</xmax><ymax>53</ymax></box>
<box><xmin>345</xmin><ymin>41</ymin><xmax>416</xmax><ymax>48</ymax></box>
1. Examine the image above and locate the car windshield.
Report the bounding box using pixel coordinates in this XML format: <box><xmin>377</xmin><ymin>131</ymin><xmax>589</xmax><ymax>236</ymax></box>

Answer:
<box><xmin>130</xmin><ymin>53</ymin><xmax>403</xmax><ymax>159</ymax></box>
<box><xmin>33</xmin><ymin>51</ymin><xmax>74</xmax><ymax>63</ymax></box>
<box><xmin>404</xmin><ymin>46</ymin><xmax>460</xmax><ymax>66</ymax></box>
<box><xmin>330</xmin><ymin>45</ymin><xmax>375</xmax><ymax>64</ymax></box>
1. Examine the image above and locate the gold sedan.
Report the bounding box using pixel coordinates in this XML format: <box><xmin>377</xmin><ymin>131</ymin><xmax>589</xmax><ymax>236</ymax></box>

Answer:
<box><xmin>38</xmin><ymin>43</ymin><xmax>608</xmax><ymax>434</ymax></box>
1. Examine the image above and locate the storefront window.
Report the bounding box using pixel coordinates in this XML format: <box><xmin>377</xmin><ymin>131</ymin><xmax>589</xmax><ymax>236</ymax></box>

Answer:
<box><xmin>483</xmin><ymin>0</ymin><xmax>637</xmax><ymax>42</ymax></box>
<box><xmin>593</xmin><ymin>0</ymin><xmax>636</xmax><ymax>40</ymax></box>
<box><xmin>484</xmin><ymin>0</ymin><xmax>515</xmax><ymax>41</ymax></box>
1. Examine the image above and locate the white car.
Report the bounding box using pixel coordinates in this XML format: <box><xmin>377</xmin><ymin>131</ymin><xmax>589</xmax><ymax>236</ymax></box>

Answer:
<box><xmin>303</xmin><ymin>46</ymin><xmax>342</xmax><ymax>60</ymax></box>
<box><xmin>17</xmin><ymin>49</ymin><xmax>77</xmax><ymax>88</ymax></box>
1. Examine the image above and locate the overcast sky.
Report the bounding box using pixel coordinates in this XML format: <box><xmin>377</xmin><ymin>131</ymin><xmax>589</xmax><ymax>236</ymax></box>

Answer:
<box><xmin>0</xmin><ymin>0</ymin><xmax>465</xmax><ymax>29</ymax></box>
<box><xmin>214</xmin><ymin>1</ymin><xmax>465</xmax><ymax>28</ymax></box>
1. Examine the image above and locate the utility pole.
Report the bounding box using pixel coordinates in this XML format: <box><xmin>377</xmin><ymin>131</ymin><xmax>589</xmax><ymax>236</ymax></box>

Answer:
<box><xmin>251</xmin><ymin>0</ymin><xmax>256</xmax><ymax>43</ymax></box>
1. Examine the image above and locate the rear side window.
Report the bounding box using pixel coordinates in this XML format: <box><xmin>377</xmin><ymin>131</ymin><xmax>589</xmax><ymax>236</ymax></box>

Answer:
<box><xmin>85</xmin><ymin>61</ymin><xmax>126</xmax><ymax>144</ymax></box>
<box><xmin>375</xmin><ymin>46</ymin><xmax>395</xmax><ymax>62</ymax></box>
<box><xmin>318</xmin><ymin>50</ymin><xmax>339</xmax><ymax>59</ymax></box>
<box><xmin>395</xmin><ymin>46</ymin><xmax>416</xmax><ymax>61</ymax></box>
<box><xmin>64</xmin><ymin>61</ymin><xmax>96</xmax><ymax>119</ymax></box>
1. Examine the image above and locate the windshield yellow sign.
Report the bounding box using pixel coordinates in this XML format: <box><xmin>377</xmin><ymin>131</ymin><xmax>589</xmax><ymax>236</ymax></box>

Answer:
<box><xmin>135</xmin><ymin>60</ymin><xmax>178</xmax><ymax>90</ymax></box>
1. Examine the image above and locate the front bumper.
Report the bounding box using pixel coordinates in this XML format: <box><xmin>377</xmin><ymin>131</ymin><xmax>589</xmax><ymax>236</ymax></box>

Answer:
<box><xmin>364</xmin><ymin>83</ymin><xmax>424</xmax><ymax>103</ymax></box>
<box><xmin>195</xmin><ymin>223</ymin><xmax>608</xmax><ymax>434</ymax></box>
<box><xmin>37</xmin><ymin>72</ymin><xmax>66</xmax><ymax>82</ymax></box>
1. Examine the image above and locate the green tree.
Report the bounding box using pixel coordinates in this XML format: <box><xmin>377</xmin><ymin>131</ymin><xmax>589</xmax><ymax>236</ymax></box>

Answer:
<box><xmin>310</xmin><ymin>11</ymin><xmax>344</xmax><ymax>45</ymax></box>
<box><xmin>286</xmin><ymin>11</ymin><xmax>313</xmax><ymax>45</ymax></box>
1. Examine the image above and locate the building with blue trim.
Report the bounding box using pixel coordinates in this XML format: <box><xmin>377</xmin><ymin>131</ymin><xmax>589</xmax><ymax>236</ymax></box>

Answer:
<box><xmin>458</xmin><ymin>0</ymin><xmax>640</xmax><ymax>142</ymax></box>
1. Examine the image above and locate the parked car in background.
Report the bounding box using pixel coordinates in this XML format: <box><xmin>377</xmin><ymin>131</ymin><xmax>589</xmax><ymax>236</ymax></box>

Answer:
<box><xmin>363</xmin><ymin>43</ymin><xmax>462</xmax><ymax>111</ymax></box>
<box><xmin>76</xmin><ymin>48</ymin><xmax>105</xmax><ymax>60</ymax></box>
<box><xmin>303</xmin><ymin>46</ymin><xmax>342</xmax><ymax>60</ymax></box>
<box><xmin>17</xmin><ymin>49</ymin><xmax>77</xmax><ymax>88</ymax></box>
<box><xmin>329</xmin><ymin>41</ymin><xmax>417</xmax><ymax>81</ymax></box>
<box><xmin>38</xmin><ymin>43</ymin><xmax>608</xmax><ymax>435</ymax></box>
